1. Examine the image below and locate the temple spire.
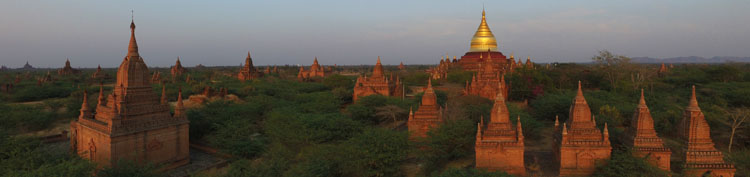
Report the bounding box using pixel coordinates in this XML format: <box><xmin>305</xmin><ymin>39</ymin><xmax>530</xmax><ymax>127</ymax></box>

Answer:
<box><xmin>639</xmin><ymin>89</ymin><xmax>647</xmax><ymax>106</ymax></box>
<box><xmin>372</xmin><ymin>56</ymin><xmax>384</xmax><ymax>77</ymax></box>
<box><xmin>127</xmin><ymin>16</ymin><xmax>139</xmax><ymax>57</ymax></box>
<box><xmin>174</xmin><ymin>88</ymin><xmax>185</xmax><ymax>118</ymax></box>
<box><xmin>97</xmin><ymin>84</ymin><xmax>104</xmax><ymax>105</ymax></box>
<box><xmin>688</xmin><ymin>85</ymin><xmax>699</xmax><ymax>108</ymax></box>
<box><xmin>79</xmin><ymin>90</ymin><xmax>91</xmax><ymax>119</ymax></box>
<box><xmin>469</xmin><ymin>8</ymin><xmax>498</xmax><ymax>52</ymax></box>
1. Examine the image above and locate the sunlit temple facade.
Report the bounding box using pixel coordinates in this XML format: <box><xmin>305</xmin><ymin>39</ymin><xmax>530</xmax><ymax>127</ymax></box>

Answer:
<box><xmin>475</xmin><ymin>91</ymin><xmax>525</xmax><ymax>176</ymax></box>
<box><xmin>70</xmin><ymin>20</ymin><xmax>190</xmax><ymax>168</ymax></box>
<box><xmin>407</xmin><ymin>80</ymin><xmax>443</xmax><ymax>139</ymax></box>
<box><xmin>353</xmin><ymin>57</ymin><xmax>403</xmax><ymax>101</ymax></box>
<box><xmin>678</xmin><ymin>86</ymin><xmax>735</xmax><ymax>177</ymax></box>
<box><xmin>554</xmin><ymin>82</ymin><xmax>611</xmax><ymax>176</ymax></box>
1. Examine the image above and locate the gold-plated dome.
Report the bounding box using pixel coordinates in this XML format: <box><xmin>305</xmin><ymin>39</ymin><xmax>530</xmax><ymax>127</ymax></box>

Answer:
<box><xmin>469</xmin><ymin>9</ymin><xmax>498</xmax><ymax>52</ymax></box>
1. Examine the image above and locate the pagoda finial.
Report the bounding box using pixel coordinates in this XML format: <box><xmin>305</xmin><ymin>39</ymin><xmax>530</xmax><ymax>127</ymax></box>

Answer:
<box><xmin>482</xmin><ymin>4</ymin><xmax>485</xmax><ymax>18</ymax></box>
<box><xmin>554</xmin><ymin>115</ymin><xmax>559</xmax><ymax>127</ymax></box>
<box><xmin>174</xmin><ymin>88</ymin><xmax>185</xmax><ymax>118</ymax></box>
<box><xmin>592</xmin><ymin>115</ymin><xmax>597</xmax><ymax>125</ymax></box>
<box><xmin>81</xmin><ymin>90</ymin><xmax>89</xmax><ymax>110</ymax></box>
<box><xmin>576</xmin><ymin>81</ymin><xmax>583</xmax><ymax>98</ymax></box>
<box><xmin>562</xmin><ymin>123</ymin><xmax>568</xmax><ymax>135</ymax></box>
<box><xmin>689</xmin><ymin>85</ymin><xmax>699</xmax><ymax>108</ymax></box>
<box><xmin>97</xmin><ymin>83</ymin><xmax>104</xmax><ymax>105</ymax></box>
<box><xmin>377</xmin><ymin>56</ymin><xmax>381</xmax><ymax>64</ymax></box>
<box><xmin>603</xmin><ymin>122</ymin><xmax>610</xmax><ymax>140</ymax></box>
<box><xmin>127</xmin><ymin>13</ymin><xmax>139</xmax><ymax>57</ymax></box>
<box><xmin>79</xmin><ymin>90</ymin><xmax>91</xmax><ymax>119</ymax></box>
<box><xmin>408</xmin><ymin>107</ymin><xmax>413</xmax><ymax>121</ymax></box>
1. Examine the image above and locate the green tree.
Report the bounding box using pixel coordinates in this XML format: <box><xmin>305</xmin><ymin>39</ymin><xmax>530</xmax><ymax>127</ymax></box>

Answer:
<box><xmin>591</xmin><ymin>50</ymin><xmax>634</xmax><ymax>91</ymax></box>
<box><xmin>592</xmin><ymin>150</ymin><xmax>670</xmax><ymax>177</ymax></box>
<box><xmin>339</xmin><ymin>128</ymin><xmax>409</xmax><ymax>177</ymax></box>
<box><xmin>417</xmin><ymin>119</ymin><xmax>476</xmax><ymax>173</ymax></box>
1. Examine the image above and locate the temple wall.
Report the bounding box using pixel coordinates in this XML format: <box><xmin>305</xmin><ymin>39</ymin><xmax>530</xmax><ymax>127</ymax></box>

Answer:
<box><xmin>407</xmin><ymin>120</ymin><xmax>440</xmax><ymax>139</ymax></box>
<box><xmin>110</xmin><ymin>123</ymin><xmax>190</xmax><ymax>166</ymax></box>
<box><xmin>75</xmin><ymin>123</ymin><xmax>114</xmax><ymax>166</ymax></box>
<box><xmin>558</xmin><ymin>146</ymin><xmax>611</xmax><ymax>176</ymax></box>
<box><xmin>475</xmin><ymin>144</ymin><xmax>525</xmax><ymax>176</ymax></box>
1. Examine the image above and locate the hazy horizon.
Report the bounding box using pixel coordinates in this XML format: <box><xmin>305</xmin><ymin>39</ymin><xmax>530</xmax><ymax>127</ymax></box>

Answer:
<box><xmin>2</xmin><ymin>0</ymin><xmax>749</xmax><ymax>68</ymax></box>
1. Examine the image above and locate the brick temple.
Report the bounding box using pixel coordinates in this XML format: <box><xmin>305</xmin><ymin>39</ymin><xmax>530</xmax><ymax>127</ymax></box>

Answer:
<box><xmin>464</xmin><ymin>55</ymin><xmax>509</xmax><ymax>100</ymax></box>
<box><xmin>170</xmin><ymin>57</ymin><xmax>186</xmax><ymax>77</ymax></box>
<box><xmin>554</xmin><ymin>81</ymin><xmax>611</xmax><ymax>176</ymax></box>
<box><xmin>623</xmin><ymin>89</ymin><xmax>672</xmax><ymax>170</ymax></box>
<box><xmin>237</xmin><ymin>52</ymin><xmax>263</xmax><ymax>80</ymax></box>
<box><xmin>352</xmin><ymin>57</ymin><xmax>403</xmax><ymax>101</ymax></box>
<box><xmin>407</xmin><ymin>80</ymin><xmax>443</xmax><ymax>139</ymax></box>
<box><xmin>297</xmin><ymin>57</ymin><xmax>327</xmax><ymax>81</ymax></box>
<box><xmin>475</xmin><ymin>91</ymin><xmax>525</xmax><ymax>176</ymax></box>
<box><xmin>91</xmin><ymin>65</ymin><xmax>106</xmax><ymax>79</ymax></box>
<box><xmin>69</xmin><ymin>20</ymin><xmax>190</xmax><ymax>168</ymax></box>
<box><xmin>678</xmin><ymin>86</ymin><xmax>735</xmax><ymax>177</ymax></box>
<box><xmin>58</xmin><ymin>59</ymin><xmax>80</xmax><ymax>75</ymax></box>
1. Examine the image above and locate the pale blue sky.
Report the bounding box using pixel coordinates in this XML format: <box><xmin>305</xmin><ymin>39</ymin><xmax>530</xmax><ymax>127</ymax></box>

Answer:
<box><xmin>1</xmin><ymin>0</ymin><xmax>748</xmax><ymax>68</ymax></box>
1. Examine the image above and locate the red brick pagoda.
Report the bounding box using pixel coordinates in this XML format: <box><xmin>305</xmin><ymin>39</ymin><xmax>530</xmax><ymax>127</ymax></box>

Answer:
<box><xmin>92</xmin><ymin>65</ymin><xmax>106</xmax><ymax>79</ymax></box>
<box><xmin>623</xmin><ymin>89</ymin><xmax>671</xmax><ymax>171</ymax></box>
<box><xmin>407</xmin><ymin>80</ymin><xmax>443</xmax><ymax>139</ymax></box>
<box><xmin>58</xmin><ymin>59</ymin><xmax>80</xmax><ymax>75</ymax></box>
<box><xmin>170</xmin><ymin>57</ymin><xmax>186</xmax><ymax>76</ymax></box>
<box><xmin>353</xmin><ymin>57</ymin><xmax>403</xmax><ymax>101</ymax></box>
<box><xmin>678</xmin><ymin>86</ymin><xmax>735</xmax><ymax>177</ymax></box>
<box><xmin>297</xmin><ymin>57</ymin><xmax>327</xmax><ymax>81</ymax></box>
<box><xmin>464</xmin><ymin>54</ymin><xmax>509</xmax><ymax>100</ymax></box>
<box><xmin>555</xmin><ymin>81</ymin><xmax>611</xmax><ymax>176</ymax></box>
<box><xmin>70</xmin><ymin>20</ymin><xmax>190</xmax><ymax>168</ymax></box>
<box><xmin>237</xmin><ymin>52</ymin><xmax>263</xmax><ymax>80</ymax></box>
<box><xmin>475</xmin><ymin>91</ymin><xmax>525</xmax><ymax>176</ymax></box>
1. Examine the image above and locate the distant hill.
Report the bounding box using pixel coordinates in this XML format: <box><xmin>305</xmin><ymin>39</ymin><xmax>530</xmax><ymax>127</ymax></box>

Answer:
<box><xmin>631</xmin><ymin>56</ymin><xmax>750</xmax><ymax>63</ymax></box>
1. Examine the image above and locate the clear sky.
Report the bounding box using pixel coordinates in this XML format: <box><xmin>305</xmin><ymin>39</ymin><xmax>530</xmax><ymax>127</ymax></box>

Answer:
<box><xmin>1</xmin><ymin>0</ymin><xmax>748</xmax><ymax>68</ymax></box>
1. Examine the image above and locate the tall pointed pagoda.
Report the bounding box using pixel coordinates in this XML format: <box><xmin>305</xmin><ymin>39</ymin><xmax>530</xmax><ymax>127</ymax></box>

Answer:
<box><xmin>678</xmin><ymin>86</ymin><xmax>735</xmax><ymax>177</ymax></box>
<box><xmin>465</xmin><ymin>52</ymin><xmax>509</xmax><ymax>100</ymax></box>
<box><xmin>475</xmin><ymin>91</ymin><xmax>525</xmax><ymax>176</ymax></box>
<box><xmin>353</xmin><ymin>57</ymin><xmax>403</xmax><ymax>101</ymax></box>
<box><xmin>237</xmin><ymin>52</ymin><xmax>263</xmax><ymax>80</ymax></box>
<box><xmin>92</xmin><ymin>65</ymin><xmax>106</xmax><ymax>79</ymax></box>
<box><xmin>554</xmin><ymin>81</ymin><xmax>611</xmax><ymax>176</ymax></box>
<box><xmin>170</xmin><ymin>57</ymin><xmax>186</xmax><ymax>76</ymax></box>
<box><xmin>624</xmin><ymin>89</ymin><xmax>671</xmax><ymax>170</ymax></box>
<box><xmin>58</xmin><ymin>59</ymin><xmax>80</xmax><ymax>75</ymax></box>
<box><xmin>456</xmin><ymin>9</ymin><xmax>513</xmax><ymax>73</ymax></box>
<box><xmin>407</xmin><ymin>80</ymin><xmax>444</xmax><ymax>139</ymax></box>
<box><xmin>297</xmin><ymin>57</ymin><xmax>327</xmax><ymax>81</ymax></box>
<box><xmin>70</xmin><ymin>19</ymin><xmax>190</xmax><ymax>168</ymax></box>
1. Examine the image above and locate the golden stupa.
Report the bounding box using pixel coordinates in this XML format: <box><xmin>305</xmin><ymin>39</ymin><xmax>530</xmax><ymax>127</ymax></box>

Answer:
<box><xmin>469</xmin><ymin>9</ymin><xmax>498</xmax><ymax>52</ymax></box>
